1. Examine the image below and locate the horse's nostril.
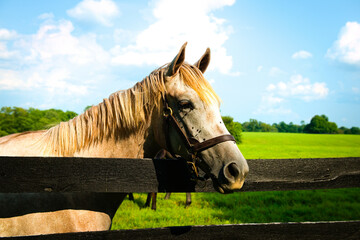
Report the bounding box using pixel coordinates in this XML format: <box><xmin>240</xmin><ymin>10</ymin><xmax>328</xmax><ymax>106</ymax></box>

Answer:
<box><xmin>228</xmin><ymin>163</ymin><xmax>239</xmax><ymax>177</ymax></box>
<box><xmin>224</xmin><ymin>162</ymin><xmax>240</xmax><ymax>183</ymax></box>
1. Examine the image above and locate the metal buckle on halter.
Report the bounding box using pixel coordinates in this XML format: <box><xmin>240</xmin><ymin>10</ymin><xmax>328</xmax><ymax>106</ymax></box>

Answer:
<box><xmin>163</xmin><ymin>106</ymin><xmax>173</xmax><ymax>117</ymax></box>
<box><xmin>187</xmin><ymin>155</ymin><xmax>207</xmax><ymax>187</ymax></box>
<box><xmin>187</xmin><ymin>160</ymin><xmax>199</xmax><ymax>181</ymax></box>
<box><xmin>186</xmin><ymin>152</ymin><xmax>199</xmax><ymax>181</ymax></box>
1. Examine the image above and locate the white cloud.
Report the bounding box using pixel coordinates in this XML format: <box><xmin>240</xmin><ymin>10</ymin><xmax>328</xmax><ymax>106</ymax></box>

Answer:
<box><xmin>292</xmin><ymin>50</ymin><xmax>312</xmax><ymax>59</ymax></box>
<box><xmin>0</xmin><ymin>20</ymin><xmax>110</xmax><ymax>96</ymax></box>
<box><xmin>0</xmin><ymin>66</ymin><xmax>90</xmax><ymax>95</ymax></box>
<box><xmin>0</xmin><ymin>67</ymin><xmax>89</xmax><ymax>95</ymax></box>
<box><xmin>268</xmin><ymin>67</ymin><xmax>286</xmax><ymax>77</ymax></box>
<box><xmin>67</xmin><ymin>0</ymin><xmax>119</xmax><ymax>27</ymax></box>
<box><xmin>113</xmin><ymin>28</ymin><xmax>136</xmax><ymax>45</ymax></box>
<box><xmin>111</xmin><ymin>0</ymin><xmax>236</xmax><ymax>74</ymax></box>
<box><xmin>0</xmin><ymin>0</ymin><xmax>238</xmax><ymax>110</ymax></box>
<box><xmin>265</xmin><ymin>94</ymin><xmax>284</xmax><ymax>105</ymax></box>
<box><xmin>326</xmin><ymin>21</ymin><xmax>360</xmax><ymax>66</ymax></box>
<box><xmin>26</xmin><ymin>20</ymin><xmax>110</xmax><ymax>65</ymax></box>
<box><xmin>253</xmin><ymin>94</ymin><xmax>291</xmax><ymax>115</ymax></box>
<box><xmin>0</xmin><ymin>69</ymin><xmax>23</xmax><ymax>90</ymax></box>
<box><xmin>257</xmin><ymin>65</ymin><xmax>263</xmax><ymax>72</ymax></box>
<box><xmin>0</xmin><ymin>28</ymin><xmax>17</xmax><ymax>40</ymax></box>
<box><xmin>0</xmin><ymin>42</ymin><xmax>17</xmax><ymax>59</ymax></box>
<box><xmin>266</xmin><ymin>83</ymin><xmax>276</xmax><ymax>91</ymax></box>
<box><xmin>267</xmin><ymin>74</ymin><xmax>329</xmax><ymax>101</ymax></box>
<box><xmin>254</xmin><ymin>74</ymin><xmax>329</xmax><ymax>116</ymax></box>
<box><xmin>38</xmin><ymin>12</ymin><xmax>55</xmax><ymax>20</ymax></box>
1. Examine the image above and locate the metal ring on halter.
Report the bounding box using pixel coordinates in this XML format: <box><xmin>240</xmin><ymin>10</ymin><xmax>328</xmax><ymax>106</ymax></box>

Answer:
<box><xmin>187</xmin><ymin>161</ymin><xmax>199</xmax><ymax>178</ymax></box>
<box><xmin>187</xmin><ymin>160</ymin><xmax>199</xmax><ymax>183</ymax></box>
<box><xmin>163</xmin><ymin>106</ymin><xmax>173</xmax><ymax>117</ymax></box>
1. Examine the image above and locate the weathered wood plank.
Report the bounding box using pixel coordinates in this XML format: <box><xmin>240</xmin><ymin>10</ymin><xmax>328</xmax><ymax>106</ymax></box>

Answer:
<box><xmin>0</xmin><ymin>156</ymin><xmax>195</xmax><ymax>193</ymax></box>
<box><xmin>5</xmin><ymin>221</ymin><xmax>360</xmax><ymax>240</ymax></box>
<box><xmin>243</xmin><ymin>157</ymin><xmax>360</xmax><ymax>192</ymax></box>
<box><xmin>0</xmin><ymin>157</ymin><xmax>359</xmax><ymax>193</ymax></box>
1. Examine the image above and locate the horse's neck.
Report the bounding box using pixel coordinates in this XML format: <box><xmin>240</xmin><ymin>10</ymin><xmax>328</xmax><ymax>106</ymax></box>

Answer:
<box><xmin>0</xmin><ymin>114</ymin><xmax>162</xmax><ymax>158</ymax></box>
<box><xmin>0</xmin><ymin>131</ymin><xmax>46</xmax><ymax>156</ymax></box>
<box><xmin>74</xmin><ymin>126</ymin><xmax>161</xmax><ymax>159</ymax></box>
<box><xmin>0</xmin><ymin>129</ymin><xmax>150</xmax><ymax>158</ymax></box>
<box><xmin>74</xmin><ymin>132</ymin><xmax>144</xmax><ymax>158</ymax></box>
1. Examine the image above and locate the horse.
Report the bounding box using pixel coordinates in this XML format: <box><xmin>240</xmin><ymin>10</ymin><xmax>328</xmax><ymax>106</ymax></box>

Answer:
<box><xmin>0</xmin><ymin>43</ymin><xmax>249</xmax><ymax>237</ymax></box>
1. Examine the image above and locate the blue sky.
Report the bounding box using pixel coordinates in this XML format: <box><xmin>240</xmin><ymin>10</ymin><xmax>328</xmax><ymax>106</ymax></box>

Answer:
<box><xmin>0</xmin><ymin>0</ymin><xmax>359</xmax><ymax>127</ymax></box>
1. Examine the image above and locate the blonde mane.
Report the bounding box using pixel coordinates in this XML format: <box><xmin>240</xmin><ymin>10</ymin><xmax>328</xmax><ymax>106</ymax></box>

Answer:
<box><xmin>39</xmin><ymin>63</ymin><xmax>220</xmax><ymax>156</ymax></box>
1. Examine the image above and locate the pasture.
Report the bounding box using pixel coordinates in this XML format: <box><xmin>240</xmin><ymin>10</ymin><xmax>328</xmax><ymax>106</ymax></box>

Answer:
<box><xmin>111</xmin><ymin>132</ymin><xmax>360</xmax><ymax>230</ymax></box>
<box><xmin>241</xmin><ymin>132</ymin><xmax>360</xmax><ymax>159</ymax></box>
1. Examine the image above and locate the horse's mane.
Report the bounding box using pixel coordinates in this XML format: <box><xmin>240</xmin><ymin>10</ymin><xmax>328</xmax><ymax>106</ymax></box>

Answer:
<box><xmin>39</xmin><ymin>63</ymin><xmax>220</xmax><ymax>156</ymax></box>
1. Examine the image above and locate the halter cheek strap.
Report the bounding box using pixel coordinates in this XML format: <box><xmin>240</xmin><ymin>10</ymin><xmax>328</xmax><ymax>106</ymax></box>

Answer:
<box><xmin>162</xmin><ymin>94</ymin><xmax>236</xmax><ymax>177</ymax></box>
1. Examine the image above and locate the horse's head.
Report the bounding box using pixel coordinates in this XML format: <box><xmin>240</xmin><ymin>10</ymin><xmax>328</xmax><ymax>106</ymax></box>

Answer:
<box><xmin>155</xmin><ymin>43</ymin><xmax>248</xmax><ymax>193</ymax></box>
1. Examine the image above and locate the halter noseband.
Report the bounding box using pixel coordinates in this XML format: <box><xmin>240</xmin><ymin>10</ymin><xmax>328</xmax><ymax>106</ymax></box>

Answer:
<box><xmin>162</xmin><ymin>94</ymin><xmax>236</xmax><ymax>178</ymax></box>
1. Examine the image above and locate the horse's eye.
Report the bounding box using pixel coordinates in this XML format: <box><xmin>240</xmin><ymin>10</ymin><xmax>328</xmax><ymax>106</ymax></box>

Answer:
<box><xmin>178</xmin><ymin>100</ymin><xmax>194</xmax><ymax>110</ymax></box>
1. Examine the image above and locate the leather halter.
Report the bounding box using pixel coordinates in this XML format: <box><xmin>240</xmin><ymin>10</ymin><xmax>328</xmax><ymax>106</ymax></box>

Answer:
<box><xmin>162</xmin><ymin>94</ymin><xmax>236</xmax><ymax>177</ymax></box>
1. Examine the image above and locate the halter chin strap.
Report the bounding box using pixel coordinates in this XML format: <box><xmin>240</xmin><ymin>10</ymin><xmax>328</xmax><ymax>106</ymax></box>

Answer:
<box><xmin>162</xmin><ymin>94</ymin><xmax>236</xmax><ymax>177</ymax></box>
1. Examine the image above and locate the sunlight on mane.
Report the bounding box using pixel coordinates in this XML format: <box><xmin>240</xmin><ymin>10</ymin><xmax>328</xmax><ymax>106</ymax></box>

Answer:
<box><xmin>39</xmin><ymin>63</ymin><xmax>220</xmax><ymax>156</ymax></box>
<box><xmin>179</xmin><ymin>64</ymin><xmax>220</xmax><ymax>106</ymax></box>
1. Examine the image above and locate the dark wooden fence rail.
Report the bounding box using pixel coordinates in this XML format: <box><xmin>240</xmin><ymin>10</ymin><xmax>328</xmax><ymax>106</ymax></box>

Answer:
<box><xmin>1</xmin><ymin>156</ymin><xmax>360</xmax><ymax>239</ymax></box>
<box><xmin>1</xmin><ymin>157</ymin><xmax>360</xmax><ymax>193</ymax></box>
<box><xmin>6</xmin><ymin>221</ymin><xmax>360</xmax><ymax>240</ymax></box>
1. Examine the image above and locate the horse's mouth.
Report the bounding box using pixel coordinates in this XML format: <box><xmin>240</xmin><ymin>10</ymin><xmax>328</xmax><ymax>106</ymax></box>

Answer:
<box><xmin>211</xmin><ymin>178</ymin><xmax>235</xmax><ymax>194</ymax></box>
<box><xmin>200</xmin><ymin>163</ymin><xmax>246</xmax><ymax>194</ymax></box>
<box><xmin>211</xmin><ymin>176</ymin><xmax>245</xmax><ymax>194</ymax></box>
<box><xmin>217</xmin><ymin>186</ymin><xmax>234</xmax><ymax>194</ymax></box>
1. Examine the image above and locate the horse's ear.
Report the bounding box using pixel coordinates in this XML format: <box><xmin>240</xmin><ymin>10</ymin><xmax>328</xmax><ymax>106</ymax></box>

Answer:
<box><xmin>167</xmin><ymin>42</ymin><xmax>187</xmax><ymax>76</ymax></box>
<box><xmin>194</xmin><ymin>48</ymin><xmax>211</xmax><ymax>73</ymax></box>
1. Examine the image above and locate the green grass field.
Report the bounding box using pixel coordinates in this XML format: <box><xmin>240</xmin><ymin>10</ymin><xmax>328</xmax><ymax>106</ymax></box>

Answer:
<box><xmin>240</xmin><ymin>132</ymin><xmax>360</xmax><ymax>159</ymax></box>
<box><xmin>111</xmin><ymin>132</ymin><xmax>360</xmax><ymax>230</ymax></box>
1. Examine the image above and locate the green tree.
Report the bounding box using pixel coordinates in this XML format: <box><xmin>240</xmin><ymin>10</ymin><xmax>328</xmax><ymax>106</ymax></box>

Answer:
<box><xmin>222</xmin><ymin>116</ymin><xmax>242</xmax><ymax>143</ymax></box>
<box><xmin>327</xmin><ymin>122</ymin><xmax>338</xmax><ymax>134</ymax></box>
<box><xmin>260</xmin><ymin>122</ymin><xmax>271</xmax><ymax>132</ymax></box>
<box><xmin>242</xmin><ymin>119</ymin><xmax>262</xmax><ymax>132</ymax></box>
<box><xmin>0</xmin><ymin>107</ymin><xmax>78</xmax><ymax>137</ymax></box>
<box><xmin>304</xmin><ymin>115</ymin><xmax>338</xmax><ymax>134</ymax></box>
<box><xmin>350</xmin><ymin>127</ymin><xmax>360</xmax><ymax>134</ymax></box>
<box><xmin>276</xmin><ymin>121</ymin><xmax>288</xmax><ymax>132</ymax></box>
<box><xmin>84</xmin><ymin>105</ymin><xmax>93</xmax><ymax>112</ymax></box>
<box><xmin>272</xmin><ymin>121</ymin><xmax>304</xmax><ymax>133</ymax></box>
<box><xmin>299</xmin><ymin>120</ymin><xmax>306</xmax><ymax>133</ymax></box>
<box><xmin>338</xmin><ymin>126</ymin><xmax>347</xmax><ymax>134</ymax></box>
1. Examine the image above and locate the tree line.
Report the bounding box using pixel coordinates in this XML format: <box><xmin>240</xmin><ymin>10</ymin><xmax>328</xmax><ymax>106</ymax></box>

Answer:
<box><xmin>0</xmin><ymin>107</ymin><xmax>77</xmax><ymax>137</ymax></box>
<box><xmin>0</xmin><ymin>107</ymin><xmax>359</xmax><ymax>143</ymax></box>
<box><xmin>222</xmin><ymin>114</ymin><xmax>359</xmax><ymax>143</ymax></box>
<box><xmin>241</xmin><ymin>114</ymin><xmax>360</xmax><ymax>134</ymax></box>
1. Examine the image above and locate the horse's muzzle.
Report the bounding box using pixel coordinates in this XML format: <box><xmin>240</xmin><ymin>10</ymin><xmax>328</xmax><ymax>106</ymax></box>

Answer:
<box><xmin>213</xmin><ymin>161</ymin><xmax>248</xmax><ymax>194</ymax></box>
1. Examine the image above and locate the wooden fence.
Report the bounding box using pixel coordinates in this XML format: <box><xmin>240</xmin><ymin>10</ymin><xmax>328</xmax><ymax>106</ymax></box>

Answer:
<box><xmin>1</xmin><ymin>156</ymin><xmax>360</xmax><ymax>239</ymax></box>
